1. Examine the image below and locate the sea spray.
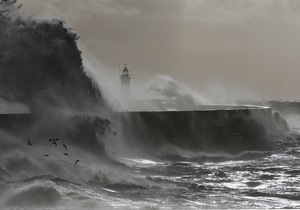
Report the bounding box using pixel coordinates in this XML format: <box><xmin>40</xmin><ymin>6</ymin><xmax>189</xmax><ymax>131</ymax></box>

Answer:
<box><xmin>0</xmin><ymin>1</ymin><xmax>104</xmax><ymax>112</ymax></box>
<box><xmin>0</xmin><ymin>1</ymin><xmax>297</xmax><ymax>209</ymax></box>
<box><xmin>0</xmin><ymin>0</ymin><xmax>290</xmax><ymax>161</ymax></box>
<box><xmin>0</xmin><ymin>0</ymin><xmax>118</xmax><ymax>187</ymax></box>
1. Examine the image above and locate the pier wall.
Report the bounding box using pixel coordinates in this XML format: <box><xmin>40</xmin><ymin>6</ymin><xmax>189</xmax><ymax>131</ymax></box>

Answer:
<box><xmin>120</xmin><ymin>106</ymin><xmax>273</xmax><ymax>154</ymax></box>
<box><xmin>0</xmin><ymin>114</ymin><xmax>32</xmax><ymax>131</ymax></box>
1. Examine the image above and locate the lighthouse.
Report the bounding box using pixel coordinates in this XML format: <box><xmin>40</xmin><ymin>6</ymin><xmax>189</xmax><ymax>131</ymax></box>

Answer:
<box><xmin>120</xmin><ymin>64</ymin><xmax>131</xmax><ymax>97</ymax></box>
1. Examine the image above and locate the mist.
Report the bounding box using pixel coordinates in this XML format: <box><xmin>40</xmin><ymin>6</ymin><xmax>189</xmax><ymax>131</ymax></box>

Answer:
<box><xmin>0</xmin><ymin>0</ymin><xmax>130</xmax><ymax>189</ymax></box>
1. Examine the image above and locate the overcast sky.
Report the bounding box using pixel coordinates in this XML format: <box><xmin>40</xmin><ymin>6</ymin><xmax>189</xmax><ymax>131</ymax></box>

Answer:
<box><xmin>19</xmin><ymin>0</ymin><xmax>300</xmax><ymax>100</ymax></box>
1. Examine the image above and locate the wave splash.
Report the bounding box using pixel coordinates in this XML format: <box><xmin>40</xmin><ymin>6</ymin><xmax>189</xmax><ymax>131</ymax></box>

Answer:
<box><xmin>0</xmin><ymin>1</ymin><xmax>296</xmax><ymax>208</ymax></box>
<box><xmin>0</xmin><ymin>0</ymin><xmax>117</xmax><ymax>190</ymax></box>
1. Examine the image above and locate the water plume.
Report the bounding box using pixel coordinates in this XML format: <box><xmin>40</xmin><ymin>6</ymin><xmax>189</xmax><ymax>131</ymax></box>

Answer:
<box><xmin>0</xmin><ymin>0</ymin><xmax>118</xmax><ymax>187</ymax></box>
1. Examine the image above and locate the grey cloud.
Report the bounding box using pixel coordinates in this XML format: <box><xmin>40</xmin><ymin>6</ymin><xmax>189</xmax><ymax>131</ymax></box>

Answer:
<box><xmin>19</xmin><ymin>0</ymin><xmax>300</xmax><ymax>99</ymax></box>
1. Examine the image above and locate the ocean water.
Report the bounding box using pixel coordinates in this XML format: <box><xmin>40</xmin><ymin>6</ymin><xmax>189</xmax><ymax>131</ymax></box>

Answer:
<box><xmin>0</xmin><ymin>129</ymin><xmax>299</xmax><ymax>209</ymax></box>
<box><xmin>1</xmin><ymin>3</ymin><xmax>300</xmax><ymax>209</ymax></box>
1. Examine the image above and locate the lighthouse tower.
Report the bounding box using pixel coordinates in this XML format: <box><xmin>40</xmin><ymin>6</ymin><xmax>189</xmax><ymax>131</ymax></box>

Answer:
<box><xmin>120</xmin><ymin>64</ymin><xmax>131</xmax><ymax>97</ymax></box>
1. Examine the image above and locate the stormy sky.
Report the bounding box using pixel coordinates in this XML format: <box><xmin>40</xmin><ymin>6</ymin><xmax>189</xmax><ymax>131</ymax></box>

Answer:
<box><xmin>20</xmin><ymin>0</ymin><xmax>300</xmax><ymax>100</ymax></box>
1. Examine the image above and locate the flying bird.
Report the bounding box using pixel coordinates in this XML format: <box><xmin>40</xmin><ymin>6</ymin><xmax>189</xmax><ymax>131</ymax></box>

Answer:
<box><xmin>52</xmin><ymin>141</ymin><xmax>57</xmax><ymax>147</ymax></box>
<box><xmin>63</xmin><ymin>144</ymin><xmax>67</xmax><ymax>150</ymax></box>
<box><xmin>49</xmin><ymin>138</ymin><xmax>53</xmax><ymax>142</ymax></box>
<box><xmin>27</xmin><ymin>140</ymin><xmax>32</xmax><ymax>146</ymax></box>
<box><xmin>74</xmin><ymin>160</ymin><xmax>80</xmax><ymax>165</ymax></box>
<box><xmin>44</xmin><ymin>154</ymin><xmax>49</xmax><ymax>157</ymax></box>
<box><xmin>63</xmin><ymin>153</ymin><xmax>68</xmax><ymax>156</ymax></box>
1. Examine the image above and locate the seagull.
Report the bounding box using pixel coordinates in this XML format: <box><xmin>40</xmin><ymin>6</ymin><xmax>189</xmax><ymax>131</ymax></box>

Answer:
<box><xmin>27</xmin><ymin>140</ymin><xmax>32</xmax><ymax>146</ymax></box>
<box><xmin>74</xmin><ymin>160</ymin><xmax>80</xmax><ymax>165</ymax></box>
<box><xmin>63</xmin><ymin>144</ymin><xmax>67</xmax><ymax>150</ymax></box>
<box><xmin>52</xmin><ymin>141</ymin><xmax>57</xmax><ymax>147</ymax></box>
<box><xmin>63</xmin><ymin>153</ymin><xmax>68</xmax><ymax>156</ymax></box>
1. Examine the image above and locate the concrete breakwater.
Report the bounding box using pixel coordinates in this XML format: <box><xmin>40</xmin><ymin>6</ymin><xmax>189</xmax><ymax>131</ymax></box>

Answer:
<box><xmin>119</xmin><ymin>105</ymin><xmax>274</xmax><ymax>154</ymax></box>
<box><xmin>0</xmin><ymin>113</ymin><xmax>32</xmax><ymax>131</ymax></box>
<box><xmin>0</xmin><ymin>105</ymin><xmax>277</xmax><ymax>154</ymax></box>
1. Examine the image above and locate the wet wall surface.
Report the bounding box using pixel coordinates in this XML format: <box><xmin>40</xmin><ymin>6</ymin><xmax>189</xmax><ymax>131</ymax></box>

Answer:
<box><xmin>120</xmin><ymin>106</ymin><xmax>273</xmax><ymax>154</ymax></box>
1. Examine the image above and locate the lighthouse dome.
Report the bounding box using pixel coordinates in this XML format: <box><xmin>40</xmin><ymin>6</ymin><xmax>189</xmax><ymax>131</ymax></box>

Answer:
<box><xmin>122</xmin><ymin>66</ymin><xmax>129</xmax><ymax>74</ymax></box>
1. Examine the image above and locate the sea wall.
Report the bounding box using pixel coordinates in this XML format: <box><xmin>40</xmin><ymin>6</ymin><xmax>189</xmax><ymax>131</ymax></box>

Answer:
<box><xmin>0</xmin><ymin>113</ymin><xmax>32</xmax><ymax>132</ymax></box>
<box><xmin>119</xmin><ymin>106</ymin><xmax>273</xmax><ymax>154</ymax></box>
<box><xmin>0</xmin><ymin>106</ymin><xmax>274</xmax><ymax>154</ymax></box>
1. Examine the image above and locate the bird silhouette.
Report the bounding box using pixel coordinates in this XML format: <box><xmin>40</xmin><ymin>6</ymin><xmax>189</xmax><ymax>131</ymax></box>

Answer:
<box><xmin>27</xmin><ymin>140</ymin><xmax>32</xmax><ymax>146</ymax></box>
<box><xmin>49</xmin><ymin>138</ymin><xmax>53</xmax><ymax>142</ymax></box>
<box><xmin>55</xmin><ymin>138</ymin><xmax>59</xmax><ymax>141</ymax></box>
<box><xmin>63</xmin><ymin>153</ymin><xmax>68</xmax><ymax>156</ymax></box>
<box><xmin>63</xmin><ymin>144</ymin><xmax>67</xmax><ymax>150</ymax></box>
<box><xmin>44</xmin><ymin>154</ymin><xmax>49</xmax><ymax>157</ymax></box>
<box><xmin>74</xmin><ymin>160</ymin><xmax>80</xmax><ymax>165</ymax></box>
<box><xmin>52</xmin><ymin>141</ymin><xmax>57</xmax><ymax>147</ymax></box>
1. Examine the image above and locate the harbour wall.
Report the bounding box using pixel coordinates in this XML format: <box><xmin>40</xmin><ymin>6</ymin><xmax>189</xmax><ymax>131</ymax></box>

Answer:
<box><xmin>0</xmin><ymin>113</ymin><xmax>32</xmax><ymax>131</ymax></box>
<box><xmin>119</xmin><ymin>106</ymin><xmax>273</xmax><ymax>154</ymax></box>
<box><xmin>0</xmin><ymin>106</ymin><xmax>276</xmax><ymax>154</ymax></box>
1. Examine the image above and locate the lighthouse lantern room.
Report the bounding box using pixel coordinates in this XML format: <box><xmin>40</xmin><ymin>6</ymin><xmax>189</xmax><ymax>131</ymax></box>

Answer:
<box><xmin>120</xmin><ymin>64</ymin><xmax>131</xmax><ymax>97</ymax></box>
